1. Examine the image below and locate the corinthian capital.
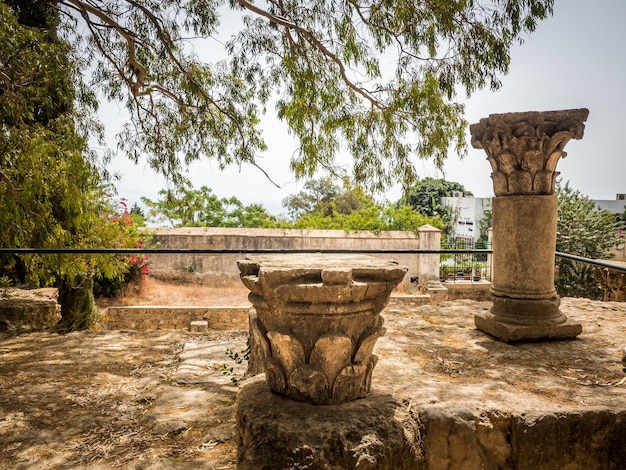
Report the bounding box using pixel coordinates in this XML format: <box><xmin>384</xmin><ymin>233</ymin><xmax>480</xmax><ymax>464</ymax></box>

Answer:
<box><xmin>470</xmin><ymin>109</ymin><xmax>589</xmax><ymax>196</ymax></box>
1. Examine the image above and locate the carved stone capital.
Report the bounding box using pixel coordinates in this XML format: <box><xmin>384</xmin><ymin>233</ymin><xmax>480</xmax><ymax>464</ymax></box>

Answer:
<box><xmin>470</xmin><ymin>109</ymin><xmax>589</xmax><ymax>196</ymax></box>
<box><xmin>238</xmin><ymin>254</ymin><xmax>407</xmax><ymax>404</ymax></box>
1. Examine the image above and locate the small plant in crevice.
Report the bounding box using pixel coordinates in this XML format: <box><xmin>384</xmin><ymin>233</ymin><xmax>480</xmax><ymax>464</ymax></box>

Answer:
<box><xmin>217</xmin><ymin>339</ymin><xmax>250</xmax><ymax>386</ymax></box>
<box><xmin>179</xmin><ymin>261</ymin><xmax>198</xmax><ymax>273</ymax></box>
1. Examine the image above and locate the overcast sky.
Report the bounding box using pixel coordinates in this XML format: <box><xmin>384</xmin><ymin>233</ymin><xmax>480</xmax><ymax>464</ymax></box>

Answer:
<box><xmin>104</xmin><ymin>0</ymin><xmax>626</xmax><ymax>215</ymax></box>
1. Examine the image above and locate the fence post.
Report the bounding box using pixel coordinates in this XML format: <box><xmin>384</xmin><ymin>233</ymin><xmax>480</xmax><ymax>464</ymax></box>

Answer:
<box><xmin>418</xmin><ymin>225</ymin><xmax>447</xmax><ymax>301</ymax></box>
<box><xmin>487</xmin><ymin>227</ymin><xmax>493</xmax><ymax>282</ymax></box>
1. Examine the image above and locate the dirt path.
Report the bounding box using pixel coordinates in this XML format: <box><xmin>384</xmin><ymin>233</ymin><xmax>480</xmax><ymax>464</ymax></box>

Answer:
<box><xmin>0</xmin><ymin>329</ymin><xmax>247</xmax><ymax>469</ymax></box>
<box><xmin>3</xmin><ymin>286</ymin><xmax>626</xmax><ymax>469</ymax></box>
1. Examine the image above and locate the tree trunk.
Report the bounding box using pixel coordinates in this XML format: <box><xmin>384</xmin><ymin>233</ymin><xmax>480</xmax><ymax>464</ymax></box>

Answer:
<box><xmin>56</xmin><ymin>276</ymin><xmax>98</xmax><ymax>332</ymax></box>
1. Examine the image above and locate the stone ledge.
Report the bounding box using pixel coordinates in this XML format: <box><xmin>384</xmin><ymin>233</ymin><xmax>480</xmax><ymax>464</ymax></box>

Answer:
<box><xmin>236</xmin><ymin>298</ymin><xmax>626</xmax><ymax>469</ymax></box>
<box><xmin>236</xmin><ymin>376</ymin><xmax>420</xmax><ymax>470</ymax></box>
<box><xmin>237</xmin><ymin>376</ymin><xmax>626</xmax><ymax>470</ymax></box>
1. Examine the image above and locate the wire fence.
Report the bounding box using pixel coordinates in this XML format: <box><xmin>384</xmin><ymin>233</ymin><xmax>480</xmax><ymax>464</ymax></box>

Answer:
<box><xmin>439</xmin><ymin>238</ymin><xmax>492</xmax><ymax>283</ymax></box>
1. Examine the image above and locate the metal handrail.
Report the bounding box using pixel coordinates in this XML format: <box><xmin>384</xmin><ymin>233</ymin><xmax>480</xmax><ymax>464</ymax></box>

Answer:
<box><xmin>555</xmin><ymin>251</ymin><xmax>626</xmax><ymax>274</ymax></box>
<box><xmin>0</xmin><ymin>248</ymin><xmax>492</xmax><ymax>255</ymax></box>
<box><xmin>1</xmin><ymin>248</ymin><xmax>624</xmax><ymax>273</ymax></box>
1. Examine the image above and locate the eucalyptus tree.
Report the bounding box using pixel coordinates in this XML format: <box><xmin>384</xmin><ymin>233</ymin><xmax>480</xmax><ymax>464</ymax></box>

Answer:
<box><xmin>141</xmin><ymin>185</ymin><xmax>277</xmax><ymax>227</ymax></box>
<box><xmin>4</xmin><ymin>0</ymin><xmax>555</xmax><ymax>189</ymax></box>
<box><xmin>0</xmin><ymin>0</ymin><xmax>143</xmax><ymax>331</ymax></box>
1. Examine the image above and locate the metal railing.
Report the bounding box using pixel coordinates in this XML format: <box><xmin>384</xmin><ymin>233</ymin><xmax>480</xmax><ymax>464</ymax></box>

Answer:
<box><xmin>555</xmin><ymin>252</ymin><xmax>626</xmax><ymax>273</ymax></box>
<box><xmin>2</xmin><ymin>248</ymin><xmax>624</xmax><ymax>275</ymax></box>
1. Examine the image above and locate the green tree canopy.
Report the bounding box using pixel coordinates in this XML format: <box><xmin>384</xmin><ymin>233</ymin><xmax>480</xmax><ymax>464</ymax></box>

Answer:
<box><xmin>287</xmin><ymin>204</ymin><xmax>445</xmax><ymax>234</ymax></box>
<box><xmin>142</xmin><ymin>185</ymin><xmax>277</xmax><ymax>228</ymax></box>
<box><xmin>397</xmin><ymin>177</ymin><xmax>473</xmax><ymax>239</ymax></box>
<box><xmin>2</xmin><ymin>0</ymin><xmax>555</xmax><ymax>190</ymax></box>
<box><xmin>0</xmin><ymin>0</ymin><xmax>147</xmax><ymax>331</ymax></box>
<box><xmin>555</xmin><ymin>182</ymin><xmax>622</xmax><ymax>299</ymax></box>
<box><xmin>282</xmin><ymin>177</ymin><xmax>373</xmax><ymax>221</ymax></box>
<box><xmin>398</xmin><ymin>177</ymin><xmax>473</xmax><ymax>217</ymax></box>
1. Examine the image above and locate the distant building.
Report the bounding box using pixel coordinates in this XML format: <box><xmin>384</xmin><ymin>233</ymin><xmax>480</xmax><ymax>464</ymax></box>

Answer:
<box><xmin>440</xmin><ymin>193</ymin><xmax>625</xmax><ymax>243</ymax></box>
<box><xmin>440</xmin><ymin>195</ymin><xmax>492</xmax><ymax>243</ymax></box>
<box><xmin>593</xmin><ymin>194</ymin><xmax>626</xmax><ymax>214</ymax></box>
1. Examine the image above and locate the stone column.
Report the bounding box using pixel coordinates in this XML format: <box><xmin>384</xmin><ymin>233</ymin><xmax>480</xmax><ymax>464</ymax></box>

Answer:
<box><xmin>418</xmin><ymin>224</ymin><xmax>448</xmax><ymax>301</ymax></box>
<box><xmin>470</xmin><ymin>108</ymin><xmax>588</xmax><ymax>341</ymax></box>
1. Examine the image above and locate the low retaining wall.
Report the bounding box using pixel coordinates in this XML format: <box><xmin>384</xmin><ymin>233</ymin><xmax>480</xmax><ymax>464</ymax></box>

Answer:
<box><xmin>147</xmin><ymin>227</ymin><xmax>421</xmax><ymax>288</ymax></box>
<box><xmin>100</xmin><ymin>306</ymin><xmax>250</xmax><ymax>331</ymax></box>
<box><xmin>443</xmin><ymin>282</ymin><xmax>492</xmax><ymax>301</ymax></box>
<box><xmin>0</xmin><ymin>289</ymin><xmax>60</xmax><ymax>333</ymax></box>
<box><xmin>98</xmin><ymin>285</ymin><xmax>494</xmax><ymax>332</ymax></box>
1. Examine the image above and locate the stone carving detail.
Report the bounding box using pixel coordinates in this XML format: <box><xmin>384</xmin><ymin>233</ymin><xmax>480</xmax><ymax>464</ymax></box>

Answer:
<box><xmin>470</xmin><ymin>109</ymin><xmax>589</xmax><ymax>196</ymax></box>
<box><xmin>238</xmin><ymin>254</ymin><xmax>407</xmax><ymax>405</ymax></box>
<box><xmin>593</xmin><ymin>263</ymin><xmax>626</xmax><ymax>302</ymax></box>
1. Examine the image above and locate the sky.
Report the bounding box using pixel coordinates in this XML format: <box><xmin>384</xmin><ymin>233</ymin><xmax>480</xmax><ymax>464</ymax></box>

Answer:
<box><xmin>103</xmin><ymin>0</ymin><xmax>626</xmax><ymax>216</ymax></box>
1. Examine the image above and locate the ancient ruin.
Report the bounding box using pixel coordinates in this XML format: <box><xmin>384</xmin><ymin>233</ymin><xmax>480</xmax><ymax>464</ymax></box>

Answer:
<box><xmin>594</xmin><ymin>261</ymin><xmax>626</xmax><ymax>301</ymax></box>
<box><xmin>237</xmin><ymin>254</ymin><xmax>406</xmax><ymax>404</ymax></box>
<box><xmin>470</xmin><ymin>108</ymin><xmax>589</xmax><ymax>341</ymax></box>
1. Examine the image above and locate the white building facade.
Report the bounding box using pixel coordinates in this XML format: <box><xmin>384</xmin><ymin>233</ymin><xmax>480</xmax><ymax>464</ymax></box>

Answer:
<box><xmin>441</xmin><ymin>195</ymin><xmax>492</xmax><ymax>243</ymax></box>
<box><xmin>441</xmin><ymin>194</ymin><xmax>625</xmax><ymax>244</ymax></box>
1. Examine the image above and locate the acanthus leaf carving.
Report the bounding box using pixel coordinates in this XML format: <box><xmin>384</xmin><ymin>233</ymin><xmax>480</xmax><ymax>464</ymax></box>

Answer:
<box><xmin>470</xmin><ymin>109</ymin><xmax>589</xmax><ymax>196</ymax></box>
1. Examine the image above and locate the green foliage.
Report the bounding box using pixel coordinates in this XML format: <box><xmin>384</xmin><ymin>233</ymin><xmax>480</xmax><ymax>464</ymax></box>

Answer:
<box><xmin>278</xmin><ymin>177</ymin><xmax>443</xmax><ymax>232</ymax></box>
<box><xmin>399</xmin><ymin>178</ymin><xmax>473</xmax><ymax>217</ymax></box>
<box><xmin>142</xmin><ymin>185</ymin><xmax>277</xmax><ymax>228</ymax></box>
<box><xmin>221</xmin><ymin>341</ymin><xmax>250</xmax><ymax>386</ymax></box>
<box><xmin>398</xmin><ymin>177</ymin><xmax>473</xmax><ymax>238</ymax></box>
<box><xmin>555</xmin><ymin>182</ymin><xmax>622</xmax><ymax>299</ymax></box>
<box><xmin>477</xmin><ymin>204</ymin><xmax>493</xmax><ymax>247</ymax></box>
<box><xmin>91</xmin><ymin>196</ymin><xmax>152</xmax><ymax>299</ymax></box>
<box><xmin>4</xmin><ymin>0</ymin><xmax>554</xmax><ymax>191</ymax></box>
<box><xmin>282</xmin><ymin>177</ymin><xmax>373</xmax><ymax>221</ymax></box>
<box><xmin>617</xmin><ymin>207</ymin><xmax>626</xmax><ymax>230</ymax></box>
<box><xmin>0</xmin><ymin>1</ymin><xmax>149</xmax><ymax>330</ymax></box>
<box><xmin>287</xmin><ymin>203</ymin><xmax>444</xmax><ymax>234</ymax></box>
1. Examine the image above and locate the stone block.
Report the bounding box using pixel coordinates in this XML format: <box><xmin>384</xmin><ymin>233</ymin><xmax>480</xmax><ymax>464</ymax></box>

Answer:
<box><xmin>189</xmin><ymin>320</ymin><xmax>208</xmax><ymax>333</ymax></box>
<box><xmin>475</xmin><ymin>310</ymin><xmax>583</xmax><ymax>342</ymax></box>
<box><xmin>236</xmin><ymin>375</ymin><xmax>420</xmax><ymax>470</ymax></box>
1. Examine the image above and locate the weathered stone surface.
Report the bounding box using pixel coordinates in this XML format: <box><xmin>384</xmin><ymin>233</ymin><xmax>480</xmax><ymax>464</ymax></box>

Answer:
<box><xmin>172</xmin><ymin>340</ymin><xmax>247</xmax><ymax>385</ymax></box>
<box><xmin>101</xmin><ymin>305</ymin><xmax>249</xmax><ymax>331</ymax></box>
<box><xmin>0</xmin><ymin>288</ymin><xmax>60</xmax><ymax>332</ymax></box>
<box><xmin>148</xmin><ymin>227</ymin><xmax>420</xmax><ymax>288</ymax></box>
<box><xmin>238</xmin><ymin>254</ymin><xmax>407</xmax><ymax>404</ymax></box>
<box><xmin>470</xmin><ymin>108</ymin><xmax>589</xmax><ymax>196</ymax></box>
<box><xmin>236</xmin><ymin>375</ymin><xmax>420</xmax><ymax>470</ymax></box>
<box><xmin>237</xmin><ymin>298</ymin><xmax>626</xmax><ymax>469</ymax></box>
<box><xmin>470</xmin><ymin>109</ymin><xmax>589</xmax><ymax>341</ymax></box>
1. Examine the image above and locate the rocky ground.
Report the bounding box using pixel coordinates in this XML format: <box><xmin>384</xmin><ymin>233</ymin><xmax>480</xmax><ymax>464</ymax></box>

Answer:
<box><xmin>1</xmin><ymin>289</ymin><xmax>626</xmax><ymax>469</ymax></box>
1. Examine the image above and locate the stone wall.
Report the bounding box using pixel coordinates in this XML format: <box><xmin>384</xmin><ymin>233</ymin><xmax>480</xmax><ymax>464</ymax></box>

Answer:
<box><xmin>148</xmin><ymin>227</ymin><xmax>422</xmax><ymax>288</ymax></box>
<box><xmin>0</xmin><ymin>289</ymin><xmax>60</xmax><ymax>333</ymax></box>
<box><xmin>100</xmin><ymin>306</ymin><xmax>249</xmax><ymax>331</ymax></box>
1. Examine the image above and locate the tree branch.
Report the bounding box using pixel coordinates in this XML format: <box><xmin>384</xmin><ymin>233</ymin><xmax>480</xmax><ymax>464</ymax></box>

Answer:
<box><xmin>236</xmin><ymin>0</ymin><xmax>385</xmax><ymax>111</ymax></box>
<box><xmin>0</xmin><ymin>170</ymin><xmax>39</xmax><ymax>218</ymax></box>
